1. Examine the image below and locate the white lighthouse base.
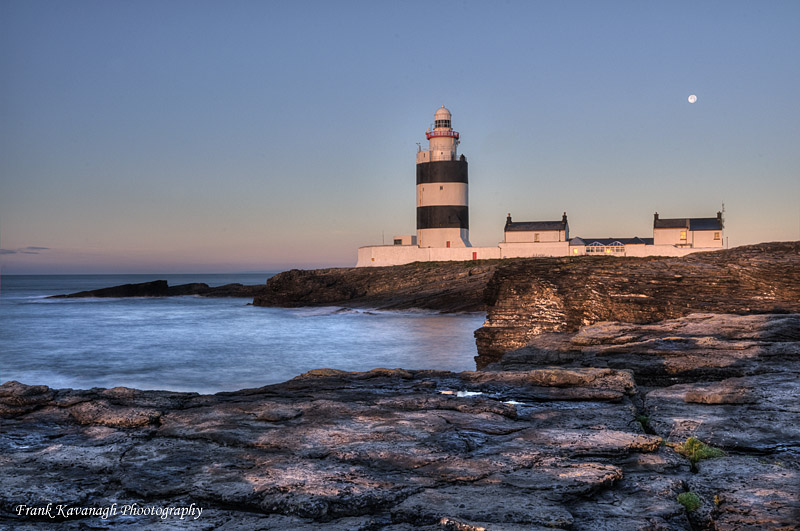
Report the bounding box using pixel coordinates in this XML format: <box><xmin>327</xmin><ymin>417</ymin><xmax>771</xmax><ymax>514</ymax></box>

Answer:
<box><xmin>356</xmin><ymin>245</ymin><xmax>499</xmax><ymax>267</ymax></box>
<box><xmin>417</xmin><ymin>228</ymin><xmax>471</xmax><ymax>249</ymax></box>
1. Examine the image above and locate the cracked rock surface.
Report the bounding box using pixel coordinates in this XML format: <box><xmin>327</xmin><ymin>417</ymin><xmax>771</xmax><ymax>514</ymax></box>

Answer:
<box><xmin>3</xmin><ymin>368</ymin><xmax>690</xmax><ymax>529</ymax></box>
<box><xmin>489</xmin><ymin>312</ymin><xmax>800</xmax><ymax>529</ymax></box>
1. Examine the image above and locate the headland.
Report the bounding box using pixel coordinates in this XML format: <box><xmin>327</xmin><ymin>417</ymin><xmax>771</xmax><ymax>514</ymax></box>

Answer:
<box><xmin>5</xmin><ymin>241</ymin><xmax>799</xmax><ymax>529</ymax></box>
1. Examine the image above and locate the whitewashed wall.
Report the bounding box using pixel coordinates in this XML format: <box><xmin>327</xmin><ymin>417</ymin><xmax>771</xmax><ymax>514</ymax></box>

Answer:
<box><xmin>504</xmin><ymin>230</ymin><xmax>565</xmax><ymax>243</ymax></box>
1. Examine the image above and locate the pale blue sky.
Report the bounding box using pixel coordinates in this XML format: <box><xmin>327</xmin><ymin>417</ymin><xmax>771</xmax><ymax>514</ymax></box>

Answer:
<box><xmin>1</xmin><ymin>1</ymin><xmax>798</xmax><ymax>273</ymax></box>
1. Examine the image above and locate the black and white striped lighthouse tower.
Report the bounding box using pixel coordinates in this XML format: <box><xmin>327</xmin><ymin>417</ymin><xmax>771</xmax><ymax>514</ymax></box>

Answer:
<box><xmin>416</xmin><ymin>106</ymin><xmax>471</xmax><ymax>248</ymax></box>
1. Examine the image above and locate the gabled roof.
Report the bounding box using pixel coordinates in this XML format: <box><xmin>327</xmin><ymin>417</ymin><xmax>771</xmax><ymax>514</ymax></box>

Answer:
<box><xmin>654</xmin><ymin>217</ymin><xmax>723</xmax><ymax>231</ymax></box>
<box><xmin>505</xmin><ymin>220</ymin><xmax>566</xmax><ymax>232</ymax></box>
<box><xmin>570</xmin><ymin>237</ymin><xmax>648</xmax><ymax>246</ymax></box>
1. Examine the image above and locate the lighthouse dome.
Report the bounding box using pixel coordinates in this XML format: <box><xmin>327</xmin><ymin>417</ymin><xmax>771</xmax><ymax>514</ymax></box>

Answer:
<box><xmin>434</xmin><ymin>105</ymin><xmax>452</xmax><ymax>129</ymax></box>
<box><xmin>434</xmin><ymin>105</ymin><xmax>451</xmax><ymax>119</ymax></box>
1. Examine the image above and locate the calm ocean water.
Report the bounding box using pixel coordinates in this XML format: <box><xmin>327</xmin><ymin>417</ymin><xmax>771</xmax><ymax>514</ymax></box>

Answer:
<box><xmin>0</xmin><ymin>274</ymin><xmax>484</xmax><ymax>394</ymax></box>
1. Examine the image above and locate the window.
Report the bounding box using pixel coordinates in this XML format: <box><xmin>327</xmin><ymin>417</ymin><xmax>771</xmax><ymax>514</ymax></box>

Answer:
<box><xmin>534</xmin><ymin>233</ymin><xmax>540</xmax><ymax>242</ymax></box>
<box><xmin>586</xmin><ymin>242</ymin><xmax>604</xmax><ymax>254</ymax></box>
<box><xmin>714</xmin><ymin>232</ymin><xmax>720</xmax><ymax>240</ymax></box>
<box><xmin>439</xmin><ymin>186</ymin><xmax>443</xmax><ymax>190</ymax></box>
<box><xmin>586</xmin><ymin>242</ymin><xmax>624</xmax><ymax>255</ymax></box>
<box><xmin>435</xmin><ymin>119</ymin><xmax>451</xmax><ymax>129</ymax></box>
<box><xmin>573</xmin><ymin>248</ymin><xmax>579</xmax><ymax>254</ymax></box>
<box><xmin>393</xmin><ymin>239</ymin><xmax>402</xmax><ymax>246</ymax></box>
<box><xmin>680</xmin><ymin>231</ymin><xmax>687</xmax><ymax>240</ymax></box>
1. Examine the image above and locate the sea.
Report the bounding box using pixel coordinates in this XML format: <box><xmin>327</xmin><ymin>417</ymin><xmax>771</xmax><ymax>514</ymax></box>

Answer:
<box><xmin>0</xmin><ymin>274</ymin><xmax>485</xmax><ymax>394</ymax></box>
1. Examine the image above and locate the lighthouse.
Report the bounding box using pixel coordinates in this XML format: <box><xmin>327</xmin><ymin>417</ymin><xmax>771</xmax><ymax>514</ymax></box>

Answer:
<box><xmin>355</xmin><ymin>104</ymin><xmax>727</xmax><ymax>267</ymax></box>
<box><xmin>415</xmin><ymin>105</ymin><xmax>471</xmax><ymax>248</ymax></box>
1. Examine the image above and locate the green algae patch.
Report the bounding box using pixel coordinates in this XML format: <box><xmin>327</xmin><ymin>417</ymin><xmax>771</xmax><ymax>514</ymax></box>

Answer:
<box><xmin>677</xmin><ymin>491</ymin><xmax>702</xmax><ymax>512</ymax></box>
<box><xmin>672</xmin><ymin>437</ymin><xmax>726</xmax><ymax>464</ymax></box>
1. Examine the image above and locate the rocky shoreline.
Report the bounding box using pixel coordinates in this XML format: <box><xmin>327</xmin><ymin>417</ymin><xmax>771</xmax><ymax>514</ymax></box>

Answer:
<box><xmin>5</xmin><ymin>241</ymin><xmax>799</xmax><ymax>529</ymax></box>
<box><xmin>2</xmin><ymin>312</ymin><xmax>798</xmax><ymax>529</ymax></box>
<box><xmin>49</xmin><ymin>261</ymin><xmax>495</xmax><ymax>312</ymax></box>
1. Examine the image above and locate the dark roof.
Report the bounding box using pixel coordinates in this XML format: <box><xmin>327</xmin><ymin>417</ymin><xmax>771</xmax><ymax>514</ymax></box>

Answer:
<box><xmin>505</xmin><ymin>220</ymin><xmax>566</xmax><ymax>232</ymax></box>
<box><xmin>654</xmin><ymin>217</ymin><xmax>722</xmax><ymax>231</ymax></box>
<box><xmin>653</xmin><ymin>218</ymin><xmax>687</xmax><ymax>229</ymax></box>
<box><xmin>570</xmin><ymin>237</ymin><xmax>648</xmax><ymax>246</ymax></box>
<box><xmin>688</xmin><ymin>218</ymin><xmax>723</xmax><ymax>231</ymax></box>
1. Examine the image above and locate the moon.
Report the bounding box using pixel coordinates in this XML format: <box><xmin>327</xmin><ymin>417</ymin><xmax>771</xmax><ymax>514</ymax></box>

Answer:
<box><xmin>688</xmin><ymin>94</ymin><xmax>698</xmax><ymax>104</ymax></box>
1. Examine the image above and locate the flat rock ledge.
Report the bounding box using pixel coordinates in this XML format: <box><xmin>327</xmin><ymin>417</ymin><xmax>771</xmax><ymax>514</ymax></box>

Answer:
<box><xmin>2</xmin><ymin>367</ymin><xmax>686</xmax><ymax>530</ymax></box>
<box><xmin>490</xmin><ymin>312</ymin><xmax>800</xmax><ymax>529</ymax></box>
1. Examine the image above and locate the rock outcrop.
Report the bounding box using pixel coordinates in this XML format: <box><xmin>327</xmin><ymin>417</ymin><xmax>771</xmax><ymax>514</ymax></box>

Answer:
<box><xmin>487</xmin><ymin>312</ymin><xmax>800</xmax><ymax>529</ymax></box>
<box><xmin>476</xmin><ymin>242</ymin><xmax>800</xmax><ymax>366</ymax></box>
<box><xmin>254</xmin><ymin>262</ymin><xmax>498</xmax><ymax>313</ymax></box>
<box><xmin>50</xmin><ymin>280</ymin><xmax>270</xmax><ymax>299</ymax></box>
<box><xmin>493</xmin><ymin>313</ymin><xmax>800</xmax><ymax>384</ymax></box>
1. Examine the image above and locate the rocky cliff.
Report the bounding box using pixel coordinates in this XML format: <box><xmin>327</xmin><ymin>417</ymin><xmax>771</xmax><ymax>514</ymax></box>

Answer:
<box><xmin>253</xmin><ymin>262</ymin><xmax>497</xmax><ymax>313</ymax></box>
<box><xmin>475</xmin><ymin>241</ymin><xmax>800</xmax><ymax>367</ymax></box>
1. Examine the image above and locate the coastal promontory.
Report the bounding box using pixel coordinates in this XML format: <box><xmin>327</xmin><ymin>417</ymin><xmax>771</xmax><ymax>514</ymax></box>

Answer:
<box><xmin>254</xmin><ymin>241</ymin><xmax>800</xmax><ymax>364</ymax></box>
<box><xmin>6</xmin><ymin>241</ymin><xmax>799</xmax><ymax>528</ymax></box>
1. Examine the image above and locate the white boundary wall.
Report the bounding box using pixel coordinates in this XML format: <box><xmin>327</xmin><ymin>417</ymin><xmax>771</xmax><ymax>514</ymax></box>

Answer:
<box><xmin>356</xmin><ymin>242</ymin><xmax>721</xmax><ymax>267</ymax></box>
<box><xmin>623</xmin><ymin>245</ymin><xmax>705</xmax><ymax>257</ymax></box>
<box><xmin>499</xmin><ymin>241</ymin><xmax>570</xmax><ymax>258</ymax></box>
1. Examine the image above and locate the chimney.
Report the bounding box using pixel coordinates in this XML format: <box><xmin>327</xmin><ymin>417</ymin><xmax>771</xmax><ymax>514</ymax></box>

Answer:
<box><xmin>562</xmin><ymin>212</ymin><xmax>567</xmax><ymax>224</ymax></box>
<box><xmin>505</xmin><ymin>213</ymin><xmax>512</xmax><ymax>228</ymax></box>
<box><xmin>654</xmin><ymin>212</ymin><xmax>659</xmax><ymax>222</ymax></box>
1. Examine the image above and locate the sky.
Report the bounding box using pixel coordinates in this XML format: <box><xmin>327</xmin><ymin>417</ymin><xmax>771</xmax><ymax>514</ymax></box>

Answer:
<box><xmin>1</xmin><ymin>1</ymin><xmax>798</xmax><ymax>274</ymax></box>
